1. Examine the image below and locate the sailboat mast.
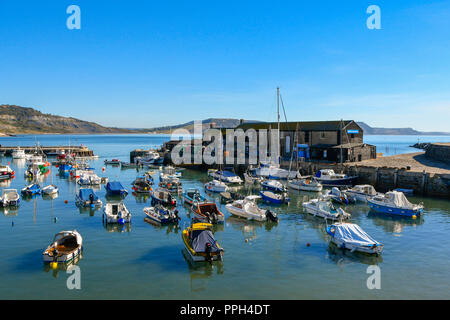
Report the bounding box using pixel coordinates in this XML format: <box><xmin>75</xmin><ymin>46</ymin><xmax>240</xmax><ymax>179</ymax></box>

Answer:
<box><xmin>277</xmin><ymin>87</ymin><xmax>280</xmax><ymax>165</ymax></box>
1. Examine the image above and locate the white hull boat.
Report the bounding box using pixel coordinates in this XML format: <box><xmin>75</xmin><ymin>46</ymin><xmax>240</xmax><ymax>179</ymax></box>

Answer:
<box><xmin>288</xmin><ymin>177</ymin><xmax>323</xmax><ymax>192</ymax></box>
<box><xmin>343</xmin><ymin>184</ymin><xmax>379</xmax><ymax>202</ymax></box>
<box><xmin>327</xmin><ymin>223</ymin><xmax>383</xmax><ymax>255</ymax></box>
<box><xmin>0</xmin><ymin>189</ymin><xmax>20</xmax><ymax>207</ymax></box>
<box><xmin>43</xmin><ymin>230</ymin><xmax>83</xmax><ymax>263</ymax></box>
<box><xmin>12</xmin><ymin>148</ymin><xmax>26</xmax><ymax>159</ymax></box>
<box><xmin>302</xmin><ymin>199</ymin><xmax>351</xmax><ymax>221</ymax></box>
<box><xmin>225</xmin><ymin>196</ymin><xmax>278</xmax><ymax>222</ymax></box>
<box><xmin>103</xmin><ymin>201</ymin><xmax>131</xmax><ymax>224</ymax></box>
<box><xmin>42</xmin><ymin>184</ymin><xmax>59</xmax><ymax>195</ymax></box>
<box><xmin>205</xmin><ymin>180</ymin><xmax>228</xmax><ymax>193</ymax></box>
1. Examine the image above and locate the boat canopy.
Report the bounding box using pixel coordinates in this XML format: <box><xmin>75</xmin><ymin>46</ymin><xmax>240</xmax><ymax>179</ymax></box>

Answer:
<box><xmin>107</xmin><ymin>181</ymin><xmax>125</xmax><ymax>191</ymax></box>
<box><xmin>79</xmin><ymin>188</ymin><xmax>98</xmax><ymax>201</ymax></box>
<box><xmin>191</xmin><ymin>230</ymin><xmax>220</xmax><ymax>253</ymax></box>
<box><xmin>385</xmin><ymin>191</ymin><xmax>416</xmax><ymax>208</ymax></box>
<box><xmin>218</xmin><ymin>170</ymin><xmax>237</xmax><ymax>177</ymax></box>
<box><xmin>333</xmin><ymin>223</ymin><xmax>380</xmax><ymax>247</ymax></box>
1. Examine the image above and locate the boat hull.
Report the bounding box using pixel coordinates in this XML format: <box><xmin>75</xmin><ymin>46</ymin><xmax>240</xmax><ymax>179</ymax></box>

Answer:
<box><xmin>368</xmin><ymin>200</ymin><xmax>423</xmax><ymax>217</ymax></box>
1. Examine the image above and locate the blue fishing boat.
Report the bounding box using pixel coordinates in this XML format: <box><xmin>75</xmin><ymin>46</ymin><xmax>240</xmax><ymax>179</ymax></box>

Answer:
<box><xmin>183</xmin><ymin>188</ymin><xmax>207</xmax><ymax>205</ymax></box>
<box><xmin>260</xmin><ymin>190</ymin><xmax>290</xmax><ymax>205</ymax></box>
<box><xmin>58</xmin><ymin>163</ymin><xmax>73</xmax><ymax>173</ymax></box>
<box><xmin>21</xmin><ymin>183</ymin><xmax>41</xmax><ymax>196</ymax></box>
<box><xmin>367</xmin><ymin>191</ymin><xmax>424</xmax><ymax>217</ymax></box>
<box><xmin>76</xmin><ymin>188</ymin><xmax>103</xmax><ymax>207</ymax></box>
<box><xmin>105</xmin><ymin>181</ymin><xmax>128</xmax><ymax>197</ymax></box>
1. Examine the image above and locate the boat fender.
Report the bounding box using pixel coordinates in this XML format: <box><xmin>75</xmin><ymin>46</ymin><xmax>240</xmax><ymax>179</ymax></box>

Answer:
<box><xmin>118</xmin><ymin>218</ymin><xmax>125</xmax><ymax>225</ymax></box>
<box><xmin>205</xmin><ymin>243</ymin><xmax>212</xmax><ymax>263</ymax></box>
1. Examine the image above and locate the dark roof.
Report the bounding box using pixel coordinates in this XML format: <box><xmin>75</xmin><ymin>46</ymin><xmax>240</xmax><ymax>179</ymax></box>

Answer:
<box><xmin>331</xmin><ymin>143</ymin><xmax>375</xmax><ymax>149</ymax></box>
<box><xmin>236</xmin><ymin>120</ymin><xmax>355</xmax><ymax>131</ymax></box>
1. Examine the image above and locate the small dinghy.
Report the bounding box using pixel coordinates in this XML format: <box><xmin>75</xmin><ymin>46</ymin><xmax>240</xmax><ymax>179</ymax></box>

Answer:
<box><xmin>302</xmin><ymin>199</ymin><xmax>351</xmax><ymax>220</ymax></box>
<box><xmin>288</xmin><ymin>177</ymin><xmax>323</xmax><ymax>192</ymax></box>
<box><xmin>182</xmin><ymin>222</ymin><xmax>224</xmax><ymax>262</ymax></box>
<box><xmin>261</xmin><ymin>180</ymin><xmax>287</xmax><ymax>193</ymax></box>
<box><xmin>0</xmin><ymin>189</ymin><xmax>20</xmax><ymax>207</ymax></box>
<box><xmin>367</xmin><ymin>191</ymin><xmax>424</xmax><ymax>217</ymax></box>
<box><xmin>105</xmin><ymin>181</ymin><xmax>128</xmax><ymax>197</ymax></box>
<box><xmin>183</xmin><ymin>188</ymin><xmax>207</xmax><ymax>205</ymax></box>
<box><xmin>42</xmin><ymin>184</ymin><xmax>59</xmax><ymax>196</ymax></box>
<box><xmin>192</xmin><ymin>202</ymin><xmax>225</xmax><ymax>224</ymax></box>
<box><xmin>76</xmin><ymin>188</ymin><xmax>103</xmax><ymax>208</ymax></box>
<box><xmin>323</xmin><ymin>187</ymin><xmax>355</xmax><ymax>205</ymax></box>
<box><xmin>103</xmin><ymin>201</ymin><xmax>131</xmax><ymax>224</ymax></box>
<box><xmin>226</xmin><ymin>195</ymin><xmax>278</xmax><ymax>222</ymax></box>
<box><xmin>151</xmin><ymin>188</ymin><xmax>177</xmax><ymax>206</ymax></box>
<box><xmin>132</xmin><ymin>176</ymin><xmax>152</xmax><ymax>194</ymax></box>
<box><xmin>43</xmin><ymin>230</ymin><xmax>83</xmax><ymax>264</ymax></box>
<box><xmin>343</xmin><ymin>184</ymin><xmax>379</xmax><ymax>202</ymax></box>
<box><xmin>21</xmin><ymin>183</ymin><xmax>41</xmax><ymax>196</ymax></box>
<box><xmin>327</xmin><ymin>223</ymin><xmax>383</xmax><ymax>255</ymax></box>
<box><xmin>143</xmin><ymin>205</ymin><xmax>180</xmax><ymax>224</ymax></box>
<box><xmin>260</xmin><ymin>190</ymin><xmax>290</xmax><ymax>205</ymax></box>
<box><xmin>204</xmin><ymin>180</ymin><xmax>228</xmax><ymax>193</ymax></box>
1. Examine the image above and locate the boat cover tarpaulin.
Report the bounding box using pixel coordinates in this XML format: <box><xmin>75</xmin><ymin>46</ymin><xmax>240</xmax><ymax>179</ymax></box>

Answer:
<box><xmin>107</xmin><ymin>182</ymin><xmax>125</xmax><ymax>191</ymax></box>
<box><xmin>334</xmin><ymin>223</ymin><xmax>380</xmax><ymax>247</ymax></box>
<box><xmin>218</xmin><ymin>170</ymin><xmax>237</xmax><ymax>177</ymax></box>
<box><xmin>79</xmin><ymin>189</ymin><xmax>98</xmax><ymax>201</ymax></box>
<box><xmin>192</xmin><ymin>230</ymin><xmax>220</xmax><ymax>253</ymax></box>
<box><xmin>385</xmin><ymin>191</ymin><xmax>415</xmax><ymax>209</ymax></box>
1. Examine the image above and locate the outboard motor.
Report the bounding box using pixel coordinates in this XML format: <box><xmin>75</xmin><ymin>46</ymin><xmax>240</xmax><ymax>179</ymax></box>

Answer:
<box><xmin>205</xmin><ymin>242</ymin><xmax>212</xmax><ymax>263</ymax></box>
<box><xmin>89</xmin><ymin>193</ymin><xmax>94</xmax><ymax>205</ymax></box>
<box><xmin>173</xmin><ymin>209</ymin><xmax>180</xmax><ymax>222</ymax></box>
<box><xmin>265</xmin><ymin>210</ymin><xmax>279</xmax><ymax>223</ymax></box>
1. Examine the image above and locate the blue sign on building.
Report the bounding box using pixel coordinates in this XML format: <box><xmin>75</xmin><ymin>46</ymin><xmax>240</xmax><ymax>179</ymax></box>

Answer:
<box><xmin>347</xmin><ymin>129</ymin><xmax>359</xmax><ymax>134</ymax></box>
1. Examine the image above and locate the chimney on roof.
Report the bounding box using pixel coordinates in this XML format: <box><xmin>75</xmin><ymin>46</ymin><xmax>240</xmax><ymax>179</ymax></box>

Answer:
<box><xmin>210</xmin><ymin>122</ymin><xmax>216</xmax><ymax>129</ymax></box>
<box><xmin>240</xmin><ymin>119</ymin><xmax>245</xmax><ymax>125</ymax></box>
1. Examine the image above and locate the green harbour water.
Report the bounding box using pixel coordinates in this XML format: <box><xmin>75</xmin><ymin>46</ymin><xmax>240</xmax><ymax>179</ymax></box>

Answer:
<box><xmin>0</xmin><ymin>134</ymin><xmax>449</xmax><ymax>299</ymax></box>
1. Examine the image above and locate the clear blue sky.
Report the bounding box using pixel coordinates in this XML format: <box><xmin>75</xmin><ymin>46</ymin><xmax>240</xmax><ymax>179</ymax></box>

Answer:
<box><xmin>1</xmin><ymin>1</ymin><xmax>449</xmax><ymax>131</ymax></box>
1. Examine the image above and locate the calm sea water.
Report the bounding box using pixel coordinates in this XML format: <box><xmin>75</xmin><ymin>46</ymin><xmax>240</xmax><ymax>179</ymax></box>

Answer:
<box><xmin>0</xmin><ymin>134</ymin><xmax>449</xmax><ymax>299</ymax></box>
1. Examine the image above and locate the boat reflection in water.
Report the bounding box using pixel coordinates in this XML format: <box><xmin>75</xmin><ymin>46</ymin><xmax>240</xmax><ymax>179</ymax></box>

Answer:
<box><xmin>12</xmin><ymin>158</ymin><xmax>26</xmax><ymax>169</ymax></box>
<box><xmin>367</xmin><ymin>211</ymin><xmax>424</xmax><ymax>234</ymax></box>
<box><xmin>144</xmin><ymin>217</ymin><xmax>181</xmax><ymax>235</ymax></box>
<box><xmin>103</xmin><ymin>221</ymin><xmax>132</xmax><ymax>233</ymax></box>
<box><xmin>327</xmin><ymin>242</ymin><xmax>383</xmax><ymax>266</ymax></box>
<box><xmin>132</xmin><ymin>192</ymin><xmax>151</xmax><ymax>204</ymax></box>
<box><xmin>226</xmin><ymin>216</ymin><xmax>277</xmax><ymax>243</ymax></box>
<box><xmin>182</xmin><ymin>248</ymin><xmax>224</xmax><ymax>292</ymax></box>
<box><xmin>43</xmin><ymin>252</ymin><xmax>83</xmax><ymax>278</ymax></box>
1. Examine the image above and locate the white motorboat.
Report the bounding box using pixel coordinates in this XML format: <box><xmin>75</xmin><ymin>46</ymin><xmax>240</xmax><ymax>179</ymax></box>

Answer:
<box><xmin>43</xmin><ymin>230</ymin><xmax>83</xmax><ymax>263</ymax></box>
<box><xmin>225</xmin><ymin>195</ymin><xmax>278</xmax><ymax>222</ymax></box>
<box><xmin>135</xmin><ymin>150</ymin><xmax>161</xmax><ymax>165</ymax></box>
<box><xmin>288</xmin><ymin>177</ymin><xmax>323</xmax><ymax>192</ymax></box>
<box><xmin>143</xmin><ymin>205</ymin><xmax>180</xmax><ymax>225</ymax></box>
<box><xmin>0</xmin><ymin>189</ymin><xmax>20</xmax><ymax>207</ymax></box>
<box><xmin>204</xmin><ymin>180</ymin><xmax>228</xmax><ymax>193</ymax></box>
<box><xmin>42</xmin><ymin>184</ymin><xmax>59</xmax><ymax>196</ymax></box>
<box><xmin>75</xmin><ymin>188</ymin><xmax>103</xmax><ymax>207</ymax></box>
<box><xmin>261</xmin><ymin>179</ymin><xmax>287</xmax><ymax>192</ymax></box>
<box><xmin>314</xmin><ymin>169</ymin><xmax>357</xmax><ymax>187</ymax></box>
<box><xmin>77</xmin><ymin>171</ymin><xmax>102</xmax><ymax>185</ymax></box>
<box><xmin>12</xmin><ymin>147</ymin><xmax>26</xmax><ymax>159</ymax></box>
<box><xmin>250</xmin><ymin>163</ymin><xmax>299</xmax><ymax>180</ymax></box>
<box><xmin>243</xmin><ymin>172</ymin><xmax>263</xmax><ymax>184</ymax></box>
<box><xmin>302</xmin><ymin>198</ymin><xmax>351</xmax><ymax>221</ymax></box>
<box><xmin>0</xmin><ymin>165</ymin><xmax>15</xmax><ymax>181</ymax></box>
<box><xmin>343</xmin><ymin>184</ymin><xmax>380</xmax><ymax>202</ymax></box>
<box><xmin>327</xmin><ymin>223</ymin><xmax>383</xmax><ymax>255</ymax></box>
<box><xmin>103</xmin><ymin>201</ymin><xmax>131</xmax><ymax>224</ymax></box>
<box><xmin>208</xmin><ymin>169</ymin><xmax>243</xmax><ymax>184</ymax></box>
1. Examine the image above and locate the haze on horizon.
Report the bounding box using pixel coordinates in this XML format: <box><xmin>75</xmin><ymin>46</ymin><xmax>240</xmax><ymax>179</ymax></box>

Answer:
<box><xmin>0</xmin><ymin>1</ymin><xmax>449</xmax><ymax>132</ymax></box>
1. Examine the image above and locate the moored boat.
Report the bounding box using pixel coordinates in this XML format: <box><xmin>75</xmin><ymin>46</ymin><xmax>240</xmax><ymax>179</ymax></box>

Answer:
<box><xmin>132</xmin><ymin>176</ymin><xmax>153</xmax><ymax>194</ymax></box>
<box><xmin>191</xmin><ymin>202</ymin><xmax>225</xmax><ymax>224</ymax></box>
<box><xmin>0</xmin><ymin>165</ymin><xmax>15</xmax><ymax>181</ymax></box>
<box><xmin>208</xmin><ymin>169</ymin><xmax>243</xmax><ymax>184</ymax></box>
<box><xmin>259</xmin><ymin>190</ymin><xmax>290</xmax><ymax>205</ymax></box>
<box><xmin>183</xmin><ymin>188</ymin><xmax>207</xmax><ymax>205</ymax></box>
<box><xmin>0</xmin><ymin>189</ymin><xmax>20</xmax><ymax>207</ymax></box>
<box><xmin>327</xmin><ymin>223</ymin><xmax>383</xmax><ymax>255</ymax></box>
<box><xmin>204</xmin><ymin>180</ymin><xmax>228</xmax><ymax>193</ymax></box>
<box><xmin>42</xmin><ymin>184</ymin><xmax>58</xmax><ymax>195</ymax></box>
<box><xmin>367</xmin><ymin>191</ymin><xmax>424</xmax><ymax>217</ymax></box>
<box><xmin>302</xmin><ymin>198</ymin><xmax>351</xmax><ymax>220</ymax></box>
<box><xmin>21</xmin><ymin>183</ymin><xmax>41</xmax><ymax>196</ymax></box>
<box><xmin>105</xmin><ymin>181</ymin><xmax>128</xmax><ymax>197</ymax></box>
<box><xmin>76</xmin><ymin>188</ymin><xmax>102</xmax><ymax>207</ymax></box>
<box><xmin>343</xmin><ymin>184</ymin><xmax>379</xmax><ymax>202</ymax></box>
<box><xmin>314</xmin><ymin>169</ymin><xmax>357</xmax><ymax>187</ymax></box>
<box><xmin>182</xmin><ymin>222</ymin><xmax>224</xmax><ymax>262</ymax></box>
<box><xmin>322</xmin><ymin>187</ymin><xmax>355</xmax><ymax>205</ymax></box>
<box><xmin>103</xmin><ymin>201</ymin><xmax>131</xmax><ymax>224</ymax></box>
<box><xmin>261</xmin><ymin>180</ymin><xmax>287</xmax><ymax>193</ymax></box>
<box><xmin>104</xmin><ymin>159</ymin><xmax>121</xmax><ymax>165</ymax></box>
<box><xmin>226</xmin><ymin>195</ymin><xmax>278</xmax><ymax>222</ymax></box>
<box><xmin>151</xmin><ymin>188</ymin><xmax>177</xmax><ymax>206</ymax></box>
<box><xmin>43</xmin><ymin>230</ymin><xmax>83</xmax><ymax>264</ymax></box>
<box><xmin>143</xmin><ymin>205</ymin><xmax>180</xmax><ymax>224</ymax></box>
<box><xmin>288</xmin><ymin>176</ymin><xmax>323</xmax><ymax>192</ymax></box>
<box><xmin>11</xmin><ymin>147</ymin><xmax>26</xmax><ymax>159</ymax></box>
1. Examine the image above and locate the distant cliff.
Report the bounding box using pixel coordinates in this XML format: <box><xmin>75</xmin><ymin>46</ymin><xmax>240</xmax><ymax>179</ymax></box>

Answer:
<box><xmin>357</xmin><ymin>122</ymin><xmax>450</xmax><ymax>135</ymax></box>
<box><xmin>0</xmin><ymin>105</ymin><xmax>135</xmax><ymax>134</ymax></box>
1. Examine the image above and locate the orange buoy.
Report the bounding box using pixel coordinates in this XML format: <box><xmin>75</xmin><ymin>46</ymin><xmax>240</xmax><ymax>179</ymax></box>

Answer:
<box><xmin>64</xmin><ymin>200</ymin><xmax>68</xmax><ymax>204</ymax></box>
<box><xmin>306</xmin><ymin>243</ymin><xmax>310</xmax><ymax>247</ymax></box>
